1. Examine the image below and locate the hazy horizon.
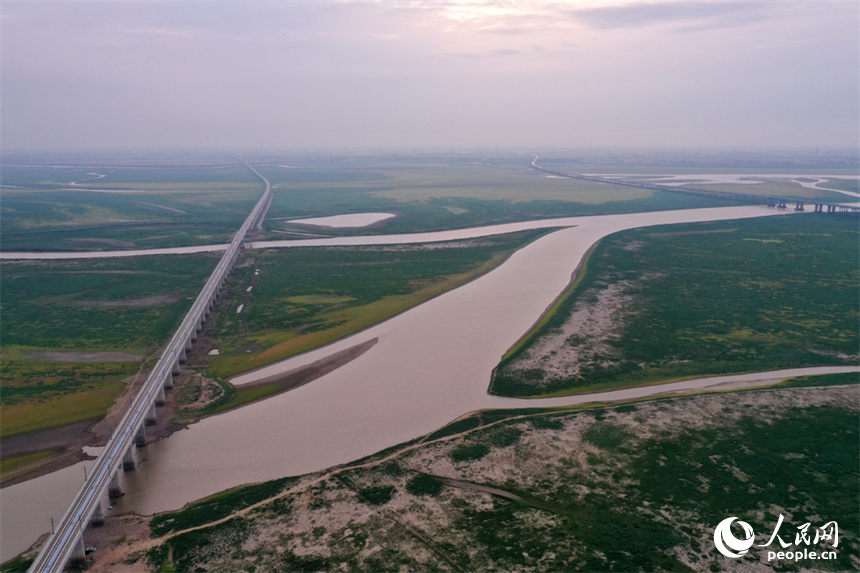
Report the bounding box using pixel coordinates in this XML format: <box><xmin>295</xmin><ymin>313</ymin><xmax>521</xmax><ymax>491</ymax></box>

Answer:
<box><xmin>2</xmin><ymin>1</ymin><xmax>858</xmax><ymax>153</ymax></box>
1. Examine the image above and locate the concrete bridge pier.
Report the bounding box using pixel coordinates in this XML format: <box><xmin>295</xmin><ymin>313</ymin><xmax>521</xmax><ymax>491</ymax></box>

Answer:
<box><xmin>135</xmin><ymin>425</ymin><xmax>147</xmax><ymax>448</ymax></box>
<box><xmin>122</xmin><ymin>447</ymin><xmax>135</xmax><ymax>471</ymax></box>
<box><xmin>179</xmin><ymin>347</ymin><xmax>187</xmax><ymax>364</ymax></box>
<box><xmin>145</xmin><ymin>405</ymin><xmax>157</xmax><ymax>426</ymax></box>
<box><xmin>90</xmin><ymin>501</ymin><xmax>105</xmax><ymax>527</ymax></box>
<box><xmin>795</xmin><ymin>201</ymin><xmax>805</xmax><ymax>211</ymax></box>
<box><xmin>108</xmin><ymin>472</ymin><xmax>123</xmax><ymax>499</ymax></box>
<box><xmin>184</xmin><ymin>337</ymin><xmax>193</xmax><ymax>352</ymax></box>
<box><xmin>155</xmin><ymin>386</ymin><xmax>166</xmax><ymax>406</ymax></box>
<box><xmin>69</xmin><ymin>533</ymin><xmax>87</xmax><ymax>567</ymax></box>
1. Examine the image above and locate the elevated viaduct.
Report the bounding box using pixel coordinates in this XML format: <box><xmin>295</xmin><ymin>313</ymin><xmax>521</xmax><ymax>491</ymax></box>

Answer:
<box><xmin>28</xmin><ymin>161</ymin><xmax>272</xmax><ymax>572</ymax></box>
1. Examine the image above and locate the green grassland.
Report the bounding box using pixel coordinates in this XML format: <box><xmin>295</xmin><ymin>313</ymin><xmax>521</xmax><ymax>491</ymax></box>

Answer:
<box><xmin>819</xmin><ymin>178</ymin><xmax>860</xmax><ymax>194</ymax></box>
<box><xmin>259</xmin><ymin>160</ymin><xmax>730</xmax><ymax>238</ymax></box>
<box><xmin>0</xmin><ymin>254</ymin><xmax>218</xmax><ymax>436</ymax></box>
<box><xmin>1</xmin><ymin>255</ymin><xmax>219</xmax><ymax>349</ymax></box>
<box><xmin>697</xmin><ymin>180</ymin><xmax>858</xmax><ymax>203</ymax></box>
<box><xmin>1</xmin><ymin>163</ymin><xmax>261</xmax><ymax>251</ymax></box>
<box><xmin>492</xmin><ymin>214</ymin><xmax>859</xmax><ymax>397</ymax></box>
<box><xmin>135</xmin><ymin>385</ymin><xmax>858</xmax><ymax>573</ymax></box>
<box><xmin>3</xmin><ymin>158</ymin><xmax>732</xmax><ymax>252</ymax></box>
<box><xmin>205</xmin><ymin>230</ymin><xmax>552</xmax><ymax>378</ymax></box>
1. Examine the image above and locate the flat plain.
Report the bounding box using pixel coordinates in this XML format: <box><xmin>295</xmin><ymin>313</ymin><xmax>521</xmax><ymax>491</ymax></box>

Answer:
<box><xmin>1</xmin><ymin>152</ymin><xmax>858</xmax><ymax>571</ymax></box>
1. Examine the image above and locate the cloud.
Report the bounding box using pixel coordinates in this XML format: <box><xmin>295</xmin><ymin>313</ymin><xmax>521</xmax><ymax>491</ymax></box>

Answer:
<box><xmin>571</xmin><ymin>1</ymin><xmax>769</xmax><ymax>31</ymax></box>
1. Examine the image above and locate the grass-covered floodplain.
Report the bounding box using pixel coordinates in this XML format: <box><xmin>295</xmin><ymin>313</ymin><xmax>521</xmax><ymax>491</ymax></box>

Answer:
<box><xmin>0</xmin><ymin>254</ymin><xmax>218</xmax><ymax>436</ymax></box>
<box><xmin>492</xmin><ymin>214</ymin><xmax>859</xmax><ymax>397</ymax></box>
<box><xmin>205</xmin><ymin>230</ymin><xmax>553</xmax><ymax>378</ymax></box>
<box><xmin>1</xmin><ymin>163</ymin><xmax>261</xmax><ymax>251</ymax></box>
<box><xmin>698</xmin><ymin>179</ymin><xmax>859</xmax><ymax>203</ymax></box>
<box><xmin>1</xmin><ymin>254</ymin><xmax>219</xmax><ymax>350</ymax></box>
<box><xmin>124</xmin><ymin>384</ymin><xmax>858</xmax><ymax>573</ymax></box>
<box><xmin>258</xmin><ymin>159</ymin><xmax>732</xmax><ymax>239</ymax></box>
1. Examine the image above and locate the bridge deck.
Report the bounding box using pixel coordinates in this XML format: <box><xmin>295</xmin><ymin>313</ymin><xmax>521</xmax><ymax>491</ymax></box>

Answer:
<box><xmin>29</xmin><ymin>162</ymin><xmax>272</xmax><ymax>573</ymax></box>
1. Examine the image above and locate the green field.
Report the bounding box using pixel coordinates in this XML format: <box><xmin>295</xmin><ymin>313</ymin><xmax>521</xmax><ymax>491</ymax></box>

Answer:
<box><xmin>0</xmin><ymin>254</ymin><xmax>218</xmax><ymax>437</ymax></box>
<box><xmin>1</xmin><ymin>163</ymin><xmax>261</xmax><ymax>251</ymax></box>
<box><xmin>492</xmin><ymin>214</ymin><xmax>859</xmax><ymax>397</ymax></box>
<box><xmin>205</xmin><ymin>230</ymin><xmax>553</xmax><ymax>378</ymax></box>
<box><xmin>258</xmin><ymin>159</ymin><xmax>730</xmax><ymax>238</ymax></box>
<box><xmin>1</xmin><ymin>255</ymin><xmax>219</xmax><ymax>350</ymax></box>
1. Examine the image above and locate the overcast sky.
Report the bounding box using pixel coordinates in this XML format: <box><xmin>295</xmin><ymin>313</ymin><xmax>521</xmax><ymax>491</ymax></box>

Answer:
<box><xmin>2</xmin><ymin>1</ymin><xmax>857</xmax><ymax>152</ymax></box>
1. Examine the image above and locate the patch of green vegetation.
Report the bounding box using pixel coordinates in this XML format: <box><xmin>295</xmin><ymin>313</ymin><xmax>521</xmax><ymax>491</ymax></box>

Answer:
<box><xmin>206</xmin><ymin>230</ymin><xmax>553</xmax><ymax>376</ymax></box>
<box><xmin>405</xmin><ymin>473</ymin><xmax>444</xmax><ymax>496</ymax></box>
<box><xmin>423</xmin><ymin>416</ymin><xmax>483</xmax><ymax>441</ymax></box>
<box><xmin>1</xmin><ymin>360</ymin><xmax>133</xmax><ymax>435</ymax></box>
<box><xmin>582</xmin><ymin>423</ymin><xmax>632</xmax><ymax>451</ymax></box>
<box><xmin>1</xmin><ymin>254</ymin><xmax>219</xmax><ymax>350</ymax></box>
<box><xmin>149</xmin><ymin>476</ymin><xmax>297</xmax><ymax>537</ymax></box>
<box><xmin>485</xmin><ymin>426</ymin><xmax>523</xmax><ymax>448</ymax></box>
<box><xmin>493</xmin><ymin>214</ymin><xmax>859</xmax><ymax>397</ymax></box>
<box><xmin>0</xmin><ymin>554</ymin><xmax>34</xmax><ymax>573</ymax></box>
<box><xmin>356</xmin><ymin>485</ymin><xmax>396</xmax><ymax>506</ymax></box>
<box><xmin>154</xmin><ymin>517</ymin><xmax>251</xmax><ymax>573</ymax></box>
<box><xmin>1</xmin><ymin>164</ymin><xmax>261</xmax><ymax>250</ymax></box>
<box><xmin>450</xmin><ymin>442</ymin><xmax>490</xmax><ymax>462</ymax></box>
<box><xmin>775</xmin><ymin>371</ymin><xmax>859</xmax><ymax>388</ymax></box>
<box><xmin>0</xmin><ymin>449</ymin><xmax>55</xmax><ymax>475</ymax></box>
<box><xmin>820</xmin><ymin>178</ymin><xmax>860</xmax><ymax>194</ymax></box>
<box><xmin>1</xmin><ymin>254</ymin><xmax>220</xmax><ymax>436</ymax></box>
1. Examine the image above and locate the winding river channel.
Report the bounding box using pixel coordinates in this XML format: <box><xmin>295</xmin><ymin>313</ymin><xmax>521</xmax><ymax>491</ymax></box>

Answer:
<box><xmin>2</xmin><ymin>205</ymin><xmax>858</xmax><ymax>561</ymax></box>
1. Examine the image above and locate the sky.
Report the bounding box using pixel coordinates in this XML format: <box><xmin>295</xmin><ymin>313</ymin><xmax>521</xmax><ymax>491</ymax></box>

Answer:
<box><xmin>2</xmin><ymin>1</ymin><xmax>858</xmax><ymax>152</ymax></box>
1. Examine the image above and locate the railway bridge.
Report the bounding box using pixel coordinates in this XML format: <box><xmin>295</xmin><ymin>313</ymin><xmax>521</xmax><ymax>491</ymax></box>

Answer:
<box><xmin>28</xmin><ymin>161</ymin><xmax>273</xmax><ymax>572</ymax></box>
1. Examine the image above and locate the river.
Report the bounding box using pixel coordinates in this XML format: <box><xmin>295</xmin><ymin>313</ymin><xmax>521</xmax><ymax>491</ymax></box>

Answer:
<box><xmin>2</xmin><ymin>205</ymin><xmax>855</xmax><ymax>561</ymax></box>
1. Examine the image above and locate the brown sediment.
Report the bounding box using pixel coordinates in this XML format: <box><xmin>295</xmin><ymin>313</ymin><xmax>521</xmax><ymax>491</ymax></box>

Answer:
<box><xmin>1</xmin><ymin>420</ymin><xmax>97</xmax><ymax>461</ymax></box>
<box><xmin>232</xmin><ymin>338</ymin><xmax>379</xmax><ymax>391</ymax></box>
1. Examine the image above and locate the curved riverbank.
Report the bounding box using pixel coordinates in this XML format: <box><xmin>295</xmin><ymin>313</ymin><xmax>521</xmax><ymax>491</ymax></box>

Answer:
<box><xmin>0</xmin><ymin>205</ymin><xmax>828</xmax><ymax>561</ymax></box>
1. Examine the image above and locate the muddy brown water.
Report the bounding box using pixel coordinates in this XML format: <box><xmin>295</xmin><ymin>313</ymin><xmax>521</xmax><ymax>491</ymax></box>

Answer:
<box><xmin>4</xmin><ymin>206</ymin><xmax>855</xmax><ymax>561</ymax></box>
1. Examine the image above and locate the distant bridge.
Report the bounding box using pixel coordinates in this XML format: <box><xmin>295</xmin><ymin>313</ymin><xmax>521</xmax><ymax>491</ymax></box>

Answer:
<box><xmin>530</xmin><ymin>157</ymin><xmax>860</xmax><ymax>214</ymax></box>
<box><xmin>28</xmin><ymin>162</ymin><xmax>273</xmax><ymax>573</ymax></box>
